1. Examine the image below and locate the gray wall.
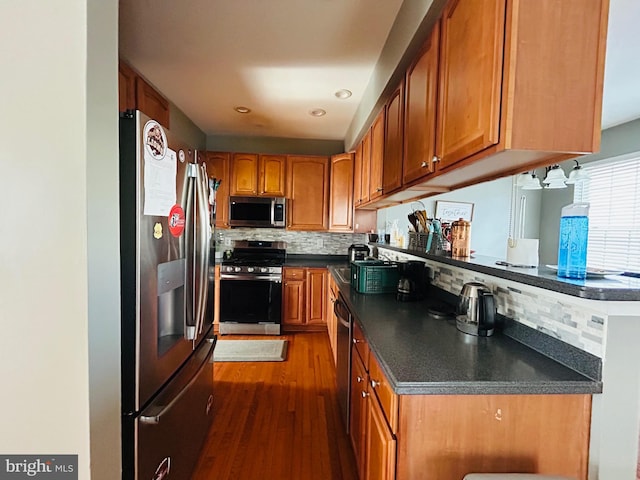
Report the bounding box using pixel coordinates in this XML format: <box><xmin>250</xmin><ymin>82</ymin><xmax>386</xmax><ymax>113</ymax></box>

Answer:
<box><xmin>206</xmin><ymin>135</ymin><xmax>344</xmax><ymax>156</ymax></box>
<box><xmin>538</xmin><ymin>118</ymin><xmax>640</xmax><ymax>264</ymax></box>
<box><xmin>87</xmin><ymin>0</ymin><xmax>122</xmax><ymax>477</ymax></box>
<box><xmin>170</xmin><ymin>101</ymin><xmax>207</xmax><ymax>150</ymax></box>
<box><xmin>376</xmin><ymin>176</ymin><xmax>528</xmax><ymax>259</ymax></box>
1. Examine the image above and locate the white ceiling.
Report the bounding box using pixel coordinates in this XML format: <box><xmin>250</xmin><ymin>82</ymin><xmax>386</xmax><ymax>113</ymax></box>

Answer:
<box><xmin>119</xmin><ymin>0</ymin><xmax>640</xmax><ymax>142</ymax></box>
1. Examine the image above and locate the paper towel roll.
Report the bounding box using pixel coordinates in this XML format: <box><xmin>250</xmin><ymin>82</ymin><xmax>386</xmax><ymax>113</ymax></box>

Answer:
<box><xmin>506</xmin><ymin>238</ymin><xmax>539</xmax><ymax>267</ymax></box>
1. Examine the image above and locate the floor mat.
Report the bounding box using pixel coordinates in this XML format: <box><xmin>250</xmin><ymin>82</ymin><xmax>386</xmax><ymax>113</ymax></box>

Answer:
<box><xmin>213</xmin><ymin>339</ymin><xmax>288</xmax><ymax>362</ymax></box>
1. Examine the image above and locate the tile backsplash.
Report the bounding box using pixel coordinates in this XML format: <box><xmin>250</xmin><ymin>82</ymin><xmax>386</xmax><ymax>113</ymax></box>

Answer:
<box><xmin>377</xmin><ymin>247</ymin><xmax>607</xmax><ymax>358</ymax></box>
<box><xmin>217</xmin><ymin>228</ymin><xmax>366</xmax><ymax>255</ymax></box>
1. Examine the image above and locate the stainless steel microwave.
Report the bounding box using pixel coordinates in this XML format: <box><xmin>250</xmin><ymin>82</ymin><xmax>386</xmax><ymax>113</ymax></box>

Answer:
<box><xmin>228</xmin><ymin>196</ymin><xmax>286</xmax><ymax>228</ymax></box>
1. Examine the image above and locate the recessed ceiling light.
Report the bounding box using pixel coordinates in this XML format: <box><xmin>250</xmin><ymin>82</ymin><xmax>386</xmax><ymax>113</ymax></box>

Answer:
<box><xmin>234</xmin><ymin>106</ymin><xmax>251</xmax><ymax>114</ymax></box>
<box><xmin>309</xmin><ymin>108</ymin><xmax>326</xmax><ymax>117</ymax></box>
<box><xmin>334</xmin><ymin>89</ymin><xmax>352</xmax><ymax>99</ymax></box>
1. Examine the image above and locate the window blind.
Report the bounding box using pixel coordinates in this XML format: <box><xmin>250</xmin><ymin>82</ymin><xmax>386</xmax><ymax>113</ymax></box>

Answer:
<box><xmin>573</xmin><ymin>153</ymin><xmax>640</xmax><ymax>273</ymax></box>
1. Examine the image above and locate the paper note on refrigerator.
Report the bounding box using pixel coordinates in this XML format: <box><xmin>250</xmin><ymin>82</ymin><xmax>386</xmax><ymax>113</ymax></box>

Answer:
<box><xmin>143</xmin><ymin>147</ymin><xmax>177</xmax><ymax>216</ymax></box>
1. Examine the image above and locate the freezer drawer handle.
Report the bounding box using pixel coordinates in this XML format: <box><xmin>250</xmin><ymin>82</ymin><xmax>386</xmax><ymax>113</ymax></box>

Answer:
<box><xmin>139</xmin><ymin>341</ymin><xmax>214</xmax><ymax>425</ymax></box>
<box><xmin>152</xmin><ymin>457</ymin><xmax>170</xmax><ymax>480</ymax></box>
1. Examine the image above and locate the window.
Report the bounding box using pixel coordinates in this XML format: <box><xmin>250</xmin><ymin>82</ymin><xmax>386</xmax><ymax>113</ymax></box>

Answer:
<box><xmin>573</xmin><ymin>152</ymin><xmax>640</xmax><ymax>273</ymax></box>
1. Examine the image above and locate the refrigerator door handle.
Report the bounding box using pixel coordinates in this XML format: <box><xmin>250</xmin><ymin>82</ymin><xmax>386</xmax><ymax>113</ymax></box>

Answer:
<box><xmin>194</xmin><ymin>164</ymin><xmax>210</xmax><ymax>338</ymax></box>
<box><xmin>139</xmin><ymin>339</ymin><xmax>214</xmax><ymax>425</ymax></box>
<box><xmin>182</xmin><ymin>165</ymin><xmax>197</xmax><ymax>340</ymax></box>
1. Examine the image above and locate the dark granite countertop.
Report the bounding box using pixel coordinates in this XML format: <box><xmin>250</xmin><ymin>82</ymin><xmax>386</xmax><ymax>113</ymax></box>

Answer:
<box><xmin>329</xmin><ymin>266</ymin><xmax>602</xmax><ymax>396</ymax></box>
<box><xmin>285</xmin><ymin>254</ymin><xmax>349</xmax><ymax>268</ymax></box>
<box><xmin>373</xmin><ymin>245</ymin><xmax>640</xmax><ymax>301</ymax></box>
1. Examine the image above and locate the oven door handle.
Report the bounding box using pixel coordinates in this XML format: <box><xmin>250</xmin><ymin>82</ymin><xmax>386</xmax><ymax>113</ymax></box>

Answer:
<box><xmin>220</xmin><ymin>273</ymin><xmax>282</xmax><ymax>282</ymax></box>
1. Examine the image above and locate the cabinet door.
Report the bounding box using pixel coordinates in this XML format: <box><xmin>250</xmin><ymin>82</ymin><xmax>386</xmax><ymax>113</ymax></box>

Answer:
<box><xmin>329</xmin><ymin>153</ymin><xmax>354</xmax><ymax>231</ymax></box>
<box><xmin>365</xmin><ymin>393</ymin><xmax>396</xmax><ymax>480</ymax></box>
<box><xmin>286</xmin><ymin>156</ymin><xmax>329</xmax><ymax>231</ymax></box>
<box><xmin>118</xmin><ymin>61</ymin><xmax>136</xmax><ymax>112</ymax></box>
<box><xmin>383</xmin><ymin>83</ymin><xmax>404</xmax><ymax>194</ymax></box>
<box><xmin>135</xmin><ymin>76</ymin><xmax>170</xmax><ymax>128</ymax></box>
<box><xmin>203</xmin><ymin>152</ymin><xmax>230</xmax><ymax>228</ymax></box>
<box><xmin>306</xmin><ymin>269</ymin><xmax>327</xmax><ymax>325</ymax></box>
<box><xmin>282</xmin><ymin>278</ymin><xmax>305</xmax><ymax>326</ymax></box>
<box><xmin>369</xmin><ymin>109</ymin><xmax>385</xmax><ymax>200</ymax></box>
<box><xmin>230</xmin><ymin>153</ymin><xmax>258</xmax><ymax>195</ymax></box>
<box><xmin>354</xmin><ymin>142</ymin><xmax>364</xmax><ymax>207</ymax></box>
<box><xmin>403</xmin><ymin>22</ymin><xmax>439</xmax><ymax>185</ymax></box>
<box><xmin>350</xmin><ymin>346</ymin><xmax>369</xmax><ymax>479</ymax></box>
<box><xmin>360</xmin><ymin>130</ymin><xmax>372</xmax><ymax>205</ymax></box>
<box><xmin>437</xmin><ymin>0</ymin><xmax>505</xmax><ymax>169</ymax></box>
<box><xmin>258</xmin><ymin>154</ymin><xmax>286</xmax><ymax>196</ymax></box>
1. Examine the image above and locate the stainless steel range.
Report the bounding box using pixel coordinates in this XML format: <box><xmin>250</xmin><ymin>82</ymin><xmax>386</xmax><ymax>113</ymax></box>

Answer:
<box><xmin>219</xmin><ymin>240</ymin><xmax>286</xmax><ymax>335</ymax></box>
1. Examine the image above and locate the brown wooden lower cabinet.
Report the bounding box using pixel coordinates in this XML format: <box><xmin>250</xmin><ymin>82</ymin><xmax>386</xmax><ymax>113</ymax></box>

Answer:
<box><xmin>365</xmin><ymin>391</ymin><xmax>396</xmax><ymax>480</ymax></box>
<box><xmin>282</xmin><ymin>267</ymin><xmax>327</xmax><ymax>331</ymax></box>
<box><xmin>350</xmin><ymin>346</ymin><xmax>369</xmax><ymax>479</ymax></box>
<box><xmin>349</xmin><ymin>324</ymin><xmax>592</xmax><ymax>480</ymax></box>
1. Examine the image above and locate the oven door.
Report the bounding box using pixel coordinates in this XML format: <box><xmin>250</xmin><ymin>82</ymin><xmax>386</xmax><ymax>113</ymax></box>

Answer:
<box><xmin>219</xmin><ymin>273</ymin><xmax>282</xmax><ymax>324</ymax></box>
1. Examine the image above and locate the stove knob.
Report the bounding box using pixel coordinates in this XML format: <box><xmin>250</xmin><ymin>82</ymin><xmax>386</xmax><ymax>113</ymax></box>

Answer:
<box><xmin>234</xmin><ymin>267</ymin><xmax>241</xmax><ymax>273</ymax></box>
<box><xmin>247</xmin><ymin>267</ymin><xmax>255</xmax><ymax>273</ymax></box>
<box><xmin>226</xmin><ymin>266</ymin><xmax>234</xmax><ymax>273</ymax></box>
<box><xmin>260</xmin><ymin>267</ymin><xmax>268</xmax><ymax>273</ymax></box>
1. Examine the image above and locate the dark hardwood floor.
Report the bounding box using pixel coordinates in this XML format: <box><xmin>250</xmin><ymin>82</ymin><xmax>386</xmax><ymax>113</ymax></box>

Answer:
<box><xmin>192</xmin><ymin>332</ymin><xmax>358</xmax><ymax>480</ymax></box>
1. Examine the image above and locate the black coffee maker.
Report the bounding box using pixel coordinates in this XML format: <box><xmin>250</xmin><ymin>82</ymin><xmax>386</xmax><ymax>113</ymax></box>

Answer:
<box><xmin>396</xmin><ymin>261</ymin><xmax>429</xmax><ymax>301</ymax></box>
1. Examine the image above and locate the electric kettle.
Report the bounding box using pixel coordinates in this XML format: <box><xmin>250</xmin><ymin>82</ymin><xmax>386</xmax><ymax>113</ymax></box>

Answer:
<box><xmin>456</xmin><ymin>282</ymin><xmax>496</xmax><ymax>337</ymax></box>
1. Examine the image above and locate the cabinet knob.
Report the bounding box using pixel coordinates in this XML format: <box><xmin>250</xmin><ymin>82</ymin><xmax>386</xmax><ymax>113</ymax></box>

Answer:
<box><xmin>370</xmin><ymin>379</ymin><xmax>380</xmax><ymax>388</ymax></box>
<box><xmin>356</xmin><ymin>376</ymin><xmax>363</xmax><ymax>383</ymax></box>
<box><xmin>421</xmin><ymin>161</ymin><xmax>427</xmax><ymax>168</ymax></box>
<box><xmin>361</xmin><ymin>391</ymin><xmax>369</xmax><ymax>398</ymax></box>
<box><xmin>432</xmin><ymin>155</ymin><xmax>440</xmax><ymax>163</ymax></box>
<box><xmin>377</xmin><ymin>187</ymin><xmax>383</xmax><ymax>192</ymax></box>
<box><xmin>352</xmin><ymin>338</ymin><xmax>361</xmax><ymax>344</ymax></box>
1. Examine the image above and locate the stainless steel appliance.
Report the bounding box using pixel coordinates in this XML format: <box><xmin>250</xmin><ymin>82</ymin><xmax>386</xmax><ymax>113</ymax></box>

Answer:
<box><xmin>219</xmin><ymin>240</ymin><xmax>286</xmax><ymax>335</ymax></box>
<box><xmin>456</xmin><ymin>282</ymin><xmax>496</xmax><ymax>337</ymax></box>
<box><xmin>334</xmin><ymin>292</ymin><xmax>352</xmax><ymax>432</ymax></box>
<box><xmin>119</xmin><ymin>111</ymin><xmax>216</xmax><ymax>480</ymax></box>
<box><xmin>229</xmin><ymin>195</ymin><xmax>286</xmax><ymax>228</ymax></box>
<box><xmin>348</xmin><ymin>243</ymin><xmax>370</xmax><ymax>263</ymax></box>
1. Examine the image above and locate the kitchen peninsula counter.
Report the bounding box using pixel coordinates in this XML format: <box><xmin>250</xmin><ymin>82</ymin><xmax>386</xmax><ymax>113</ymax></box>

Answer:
<box><xmin>329</xmin><ymin>266</ymin><xmax>601</xmax><ymax>396</ymax></box>
<box><xmin>375</xmin><ymin>245</ymin><xmax>640</xmax><ymax>301</ymax></box>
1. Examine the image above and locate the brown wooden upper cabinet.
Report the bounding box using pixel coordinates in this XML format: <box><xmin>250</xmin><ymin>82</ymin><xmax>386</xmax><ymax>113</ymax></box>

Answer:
<box><xmin>369</xmin><ymin>109</ymin><xmax>385</xmax><ymax>202</ymax></box>
<box><xmin>353</xmin><ymin>142</ymin><xmax>364</xmax><ymax>208</ymax></box>
<box><xmin>383</xmin><ymin>81</ymin><xmax>405</xmax><ymax>194</ymax></box>
<box><xmin>436</xmin><ymin>0</ymin><xmax>503</xmax><ymax>170</ymax></box>
<box><xmin>403</xmin><ymin>22</ymin><xmax>440</xmax><ymax>185</ymax></box>
<box><xmin>202</xmin><ymin>152</ymin><xmax>230</xmax><ymax>228</ymax></box>
<box><xmin>434</xmin><ymin>0</ymin><xmax>608</xmax><ymax>184</ymax></box>
<box><xmin>230</xmin><ymin>153</ymin><xmax>286</xmax><ymax>196</ymax></box>
<box><xmin>119</xmin><ymin>61</ymin><xmax>170</xmax><ymax>129</ymax></box>
<box><xmin>328</xmin><ymin>153</ymin><xmax>354</xmax><ymax>232</ymax></box>
<box><xmin>286</xmin><ymin>155</ymin><xmax>329</xmax><ymax>231</ymax></box>
<box><xmin>360</xmin><ymin>129</ymin><xmax>372</xmax><ymax>205</ymax></box>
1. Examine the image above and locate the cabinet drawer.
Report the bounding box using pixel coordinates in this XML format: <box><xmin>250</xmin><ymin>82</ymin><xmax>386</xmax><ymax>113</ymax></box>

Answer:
<box><xmin>284</xmin><ymin>268</ymin><xmax>305</xmax><ymax>280</ymax></box>
<box><xmin>352</xmin><ymin>321</ymin><xmax>369</xmax><ymax>371</ymax></box>
<box><xmin>369</xmin><ymin>353</ymin><xmax>398</xmax><ymax>434</ymax></box>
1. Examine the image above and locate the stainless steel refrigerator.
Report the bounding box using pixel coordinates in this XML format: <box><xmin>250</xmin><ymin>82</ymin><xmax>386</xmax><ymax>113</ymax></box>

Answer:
<box><xmin>119</xmin><ymin>111</ymin><xmax>216</xmax><ymax>480</ymax></box>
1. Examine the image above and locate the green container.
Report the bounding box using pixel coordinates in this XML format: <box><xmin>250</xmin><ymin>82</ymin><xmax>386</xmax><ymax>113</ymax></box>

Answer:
<box><xmin>350</xmin><ymin>260</ymin><xmax>399</xmax><ymax>294</ymax></box>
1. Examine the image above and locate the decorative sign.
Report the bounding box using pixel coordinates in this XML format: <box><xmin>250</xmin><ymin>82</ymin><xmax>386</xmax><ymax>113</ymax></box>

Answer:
<box><xmin>435</xmin><ymin>201</ymin><xmax>474</xmax><ymax>222</ymax></box>
<box><xmin>168</xmin><ymin>204</ymin><xmax>185</xmax><ymax>237</ymax></box>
